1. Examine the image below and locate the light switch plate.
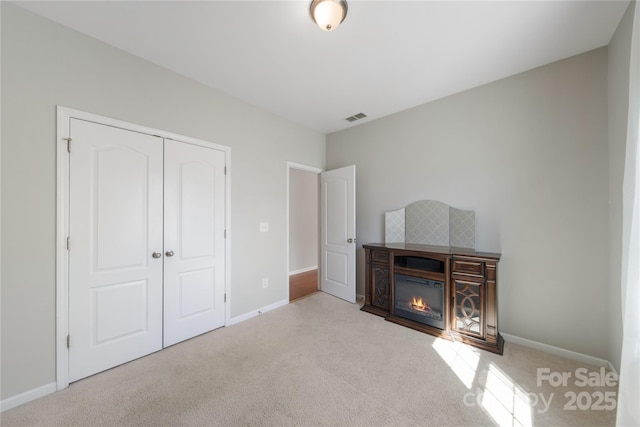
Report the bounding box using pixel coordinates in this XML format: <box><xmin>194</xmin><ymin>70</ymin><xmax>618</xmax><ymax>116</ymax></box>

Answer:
<box><xmin>260</xmin><ymin>222</ymin><xmax>269</xmax><ymax>233</ymax></box>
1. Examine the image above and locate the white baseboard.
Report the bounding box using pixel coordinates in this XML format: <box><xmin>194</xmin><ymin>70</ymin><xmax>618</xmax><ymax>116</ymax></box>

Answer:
<box><xmin>1</xmin><ymin>382</ymin><xmax>56</xmax><ymax>412</ymax></box>
<box><xmin>288</xmin><ymin>266</ymin><xmax>318</xmax><ymax>276</ymax></box>
<box><xmin>502</xmin><ymin>333</ymin><xmax>613</xmax><ymax>369</ymax></box>
<box><xmin>228</xmin><ymin>298</ymin><xmax>289</xmax><ymax>326</ymax></box>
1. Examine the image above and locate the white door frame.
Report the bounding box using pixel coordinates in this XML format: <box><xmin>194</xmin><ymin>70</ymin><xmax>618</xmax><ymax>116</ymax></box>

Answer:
<box><xmin>56</xmin><ymin>106</ymin><xmax>231</xmax><ymax>390</ymax></box>
<box><xmin>285</xmin><ymin>162</ymin><xmax>323</xmax><ymax>302</ymax></box>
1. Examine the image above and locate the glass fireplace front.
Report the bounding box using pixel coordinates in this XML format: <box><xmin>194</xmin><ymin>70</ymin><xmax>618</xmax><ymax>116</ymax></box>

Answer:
<box><xmin>393</xmin><ymin>274</ymin><xmax>445</xmax><ymax>329</ymax></box>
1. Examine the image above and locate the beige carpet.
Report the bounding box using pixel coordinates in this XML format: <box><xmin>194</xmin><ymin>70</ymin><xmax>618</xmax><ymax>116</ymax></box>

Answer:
<box><xmin>1</xmin><ymin>292</ymin><xmax>617</xmax><ymax>426</ymax></box>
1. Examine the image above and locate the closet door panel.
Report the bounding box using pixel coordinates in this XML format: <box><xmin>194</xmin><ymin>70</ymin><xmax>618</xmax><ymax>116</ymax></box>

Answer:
<box><xmin>163</xmin><ymin>139</ymin><xmax>226</xmax><ymax>346</ymax></box>
<box><xmin>68</xmin><ymin>119</ymin><xmax>164</xmax><ymax>382</ymax></box>
<box><xmin>180</xmin><ymin>160</ymin><xmax>216</xmax><ymax>259</ymax></box>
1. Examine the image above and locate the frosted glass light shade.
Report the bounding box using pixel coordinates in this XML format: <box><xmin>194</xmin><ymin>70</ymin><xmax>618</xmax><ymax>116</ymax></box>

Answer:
<box><xmin>310</xmin><ymin>0</ymin><xmax>348</xmax><ymax>32</ymax></box>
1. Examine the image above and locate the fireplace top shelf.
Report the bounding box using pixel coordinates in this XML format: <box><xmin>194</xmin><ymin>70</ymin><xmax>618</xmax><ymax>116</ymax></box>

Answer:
<box><xmin>395</xmin><ymin>255</ymin><xmax>444</xmax><ymax>272</ymax></box>
<box><xmin>363</xmin><ymin>243</ymin><xmax>501</xmax><ymax>261</ymax></box>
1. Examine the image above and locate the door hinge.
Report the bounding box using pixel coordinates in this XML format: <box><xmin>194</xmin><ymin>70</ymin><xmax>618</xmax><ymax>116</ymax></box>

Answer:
<box><xmin>66</xmin><ymin>335</ymin><xmax>70</xmax><ymax>348</ymax></box>
<box><xmin>224</xmin><ymin>293</ymin><xmax>227</xmax><ymax>303</ymax></box>
<box><xmin>63</xmin><ymin>137</ymin><xmax>72</xmax><ymax>152</ymax></box>
<box><xmin>224</xmin><ymin>166</ymin><xmax>227</xmax><ymax>175</ymax></box>
<box><xmin>224</xmin><ymin>229</ymin><xmax>227</xmax><ymax>239</ymax></box>
<box><xmin>66</xmin><ymin>236</ymin><xmax>70</xmax><ymax>251</ymax></box>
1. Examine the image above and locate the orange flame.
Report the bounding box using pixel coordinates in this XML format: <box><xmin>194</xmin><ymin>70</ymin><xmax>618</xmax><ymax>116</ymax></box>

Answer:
<box><xmin>411</xmin><ymin>296</ymin><xmax>429</xmax><ymax>312</ymax></box>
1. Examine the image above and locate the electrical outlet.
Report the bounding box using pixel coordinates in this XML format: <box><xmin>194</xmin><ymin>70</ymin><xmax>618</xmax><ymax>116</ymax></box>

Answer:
<box><xmin>262</xmin><ymin>278</ymin><xmax>269</xmax><ymax>288</ymax></box>
<box><xmin>260</xmin><ymin>222</ymin><xmax>269</xmax><ymax>233</ymax></box>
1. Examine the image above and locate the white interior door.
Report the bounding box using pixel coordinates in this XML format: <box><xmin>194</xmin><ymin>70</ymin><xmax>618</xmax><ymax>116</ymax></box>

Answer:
<box><xmin>68</xmin><ymin>119</ymin><xmax>164</xmax><ymax>382</ymax></box>
<box><xmin>320</xmin><ymin>165</ymin><xmax>356</xmax><ymax>303</ymax></box>
<box><xmin>163</xmin><ymin>139</ymin><xmax>226</xmax><ymax>346</ymax></box>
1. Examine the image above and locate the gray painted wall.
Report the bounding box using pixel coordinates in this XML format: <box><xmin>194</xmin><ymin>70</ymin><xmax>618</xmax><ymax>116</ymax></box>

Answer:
<box><xmin>608</xmin><ymin>1</ymin><xmax>635</xmax><ymax>372</ymax></box>
<box><xmin>289</xmin><ymin>168</ymin><xmax>319</xmax><ymax>272</ymax></box>
<box><xmin>327</xmin><ymin>48</ymin><xmax>611</xmax><ymax>360</ymax></box>
<box><xmin>0</xmin><ymin>3</ymin><xmax>325</xmax><ymax>400</ymax></box>
<box><xmin>2</xmin><ymin>0</ymin><xmax>634</xmax><ymax>406</ymax></box>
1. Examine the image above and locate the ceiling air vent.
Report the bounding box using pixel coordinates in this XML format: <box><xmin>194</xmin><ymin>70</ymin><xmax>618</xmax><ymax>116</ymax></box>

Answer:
<box><xmin>345</xmin><ymin>112</ymin><xmax>367</xmax><ymax>123</ymax></box>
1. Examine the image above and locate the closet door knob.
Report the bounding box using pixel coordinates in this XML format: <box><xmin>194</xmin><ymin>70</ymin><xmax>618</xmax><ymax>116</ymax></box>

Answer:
<box><xmin>165</xmin><ymin>250</ymin><xmax>175</xmax><ymax>257</ymax></box>
<box><xmin>152</xmin><ymin>252</ymin><xmax>162</xmax><ymax>259</ymax></box>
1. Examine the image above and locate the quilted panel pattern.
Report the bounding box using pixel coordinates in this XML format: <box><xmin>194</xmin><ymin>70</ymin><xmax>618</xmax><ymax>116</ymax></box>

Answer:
<box><xmin>450</xmin><ymin>207</ymin><xmax>475</xmax><ymax>249</ymax></box>
<box><xmin>384</xmin><ymin>208</ymin><xmax>405</xmax><ymax>243</ymax></box>
<box><xmin>405</xmin><ymin>200</ymin><xmax>449</xmax><ymax>246</ymax></box>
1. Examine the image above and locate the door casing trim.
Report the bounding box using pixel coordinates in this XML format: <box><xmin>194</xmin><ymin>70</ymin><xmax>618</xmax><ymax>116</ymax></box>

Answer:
<box><xmin>285</xmin><ymin>162</ymin><xmax>323</xmax><ymax>303</ymax></box>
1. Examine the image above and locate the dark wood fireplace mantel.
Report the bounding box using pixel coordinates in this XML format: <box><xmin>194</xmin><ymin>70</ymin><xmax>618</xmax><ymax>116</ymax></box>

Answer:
<box><xmin>362</xmin><ymin>243</ymin><xmax>504</xmax><ymax>355</ymax></box>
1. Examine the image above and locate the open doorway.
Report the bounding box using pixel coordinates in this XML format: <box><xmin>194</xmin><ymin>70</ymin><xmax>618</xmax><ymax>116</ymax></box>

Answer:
<box><xmin>287</xmin><ymin>162</ymin><xmax>321</xmax><ymax>301</ymax></box>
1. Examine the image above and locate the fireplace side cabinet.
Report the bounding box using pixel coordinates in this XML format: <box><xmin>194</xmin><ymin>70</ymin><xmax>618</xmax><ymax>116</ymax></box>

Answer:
<box><xmin>363</xmin><ymin>248</ymin><xmax>391</xmax><ymax>316</ymax></box>
<box><xmin>362</xmin><ymin>244</ymin><xmax>504</xmax><ymax>355</ymax></box>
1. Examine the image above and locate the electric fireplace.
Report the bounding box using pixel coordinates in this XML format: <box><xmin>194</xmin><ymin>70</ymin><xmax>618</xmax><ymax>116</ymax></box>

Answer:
<box><xmin>363</xmin><ymin>243</ymin><xmax>504</xmax><ymax>355</ymax></box>
<box><xmin>393</xmin><ymin>273</ymin><xmax>445</xmax><ymax>330</ymax></box>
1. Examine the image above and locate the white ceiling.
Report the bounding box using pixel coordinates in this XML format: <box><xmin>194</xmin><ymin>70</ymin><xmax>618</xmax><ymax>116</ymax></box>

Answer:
<box><xmin>15</xmin><ymin>0</ymin><xmax>630</xmax><ymax>134</ymax></box>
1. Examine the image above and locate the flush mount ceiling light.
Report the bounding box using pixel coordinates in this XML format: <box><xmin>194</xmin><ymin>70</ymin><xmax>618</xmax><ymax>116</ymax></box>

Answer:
<box><xmin>310</xmin><ymin>0</ymin><xmax>348</xmax><ymax>32</ymax></box>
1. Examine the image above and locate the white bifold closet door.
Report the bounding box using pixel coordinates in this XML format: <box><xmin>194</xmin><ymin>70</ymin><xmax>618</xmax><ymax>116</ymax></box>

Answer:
<box><xmin>68</xmin><ymin>119</ymin><xmax>225</xmax><ymax>382</ymax></box>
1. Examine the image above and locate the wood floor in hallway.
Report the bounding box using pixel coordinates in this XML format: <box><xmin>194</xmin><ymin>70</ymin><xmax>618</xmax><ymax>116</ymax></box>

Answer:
<box><xmin>289</xmin><ymin>269</ymin><xmax>318</xmax><ymax>301</ymax></box>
